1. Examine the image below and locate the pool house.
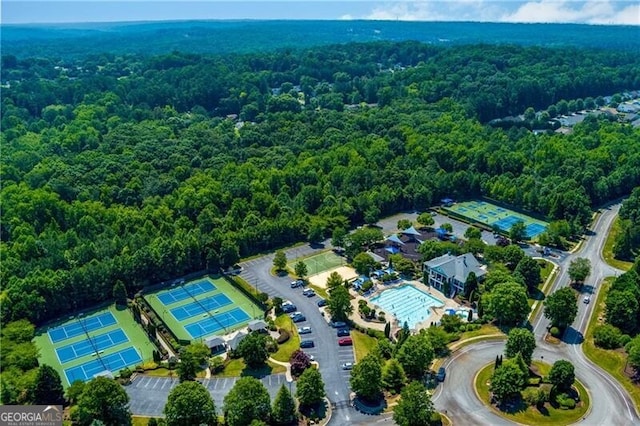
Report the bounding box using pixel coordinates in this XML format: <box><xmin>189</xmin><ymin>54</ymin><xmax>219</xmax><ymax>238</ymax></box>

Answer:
<box><xmin>423</xmin><ymin>253</ymin><xmax>486</xmax><ymax>297</ymax></box>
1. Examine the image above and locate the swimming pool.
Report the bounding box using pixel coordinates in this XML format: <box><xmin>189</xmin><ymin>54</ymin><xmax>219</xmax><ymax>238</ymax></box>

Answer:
<box><xmin>370</xmin><ymin>285</ymin><xmax>445</xmax><ymax>329</ymax></box>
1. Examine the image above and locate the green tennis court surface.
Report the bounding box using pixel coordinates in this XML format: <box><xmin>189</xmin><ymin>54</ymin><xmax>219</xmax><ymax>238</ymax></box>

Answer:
<box><xmin>445</xmin><ymin>200</ymin><xmax>548</xmax><ymax>239</ymax></box>
<box><xmin>288</xmin><ymin>251</ymin><xmax>345</xmax><ymax>276</ymax></box>
<box><xmin>145</xmin><ymin>275</ymin><xmax>263</xmax><ymax>342</ymax></box>
<box><xmin>35</xmin><ymin>305</ymin><xmax>155</xmax><ymax>387</ymax></box>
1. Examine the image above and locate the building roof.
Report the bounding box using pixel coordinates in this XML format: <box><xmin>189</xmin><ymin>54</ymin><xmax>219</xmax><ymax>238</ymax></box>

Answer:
<box><xmin>248</xmin><ymin>319</ymin><xmax>267</xmax><ymax>332</ymax></box>
<box><xmin>228</xmin><ymin>331</ymin><xmax>248</xmax><ymax>351</ymax></box>
<box><xmin>366</xmin><ymin>251</ymin><xmax>385</xmax><ymax>263</ymax></box>
<box><xmin>424</xmin><ymin>253</ymin><xmax>486</xmax><ymax>283</ymax></box>
<box><xmin>204</xmin><ymin>335</ymin><xmax>225</xmax><ymax>348</ymax></box>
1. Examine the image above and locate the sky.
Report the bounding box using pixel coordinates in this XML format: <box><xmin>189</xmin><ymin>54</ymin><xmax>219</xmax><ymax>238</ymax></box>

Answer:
<box><xmin>2</xmin><ymin>0</ymin><xmax>639</xmax><ymax>25</ymax></box>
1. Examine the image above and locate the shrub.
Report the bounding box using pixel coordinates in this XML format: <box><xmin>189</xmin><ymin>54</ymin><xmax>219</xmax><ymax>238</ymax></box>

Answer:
<box><xmin>429</xmin><ymin>412</ymin><xmax>443</xmax><ymax>425</ymax></box>
<box><xmin>522</xmin><ymin>387</ymin><xmax>547</xmax><ymax>407</ymax></box>
<box><xmin>556</xmin><ymin>393</ymin><xmax>576</xmax><ymax>409</ymax></box>
<box><xmin>276</xmin><ymin>328</ymin><xmax>290</xmax><ymax>344</ymax></box>
<box><xmin>362</xmin><ymin>280</ymin><xmax>374</xmax><ymax>292</ymax></box>
<box><xmin>119</xmin><ymin>367</ymin><xmax>133</xmax><ymax>379</ymax></box>
<box><xmin>549</xmin><ymin>326</ymin><xmax>561</xmax><ymax>337</ymax></box>
<box><xmin>593</xmin><ymin>324</ymin><xmax>622</xmax><ymax>349</ymax></box>
<box><xmin>619</xmin><ymin>334</ymin><xmax>632</xmax><ymax>347</ymax></box>
<box><xmin>378</xmin><ymin>312</ymin><xmax>386</xmax><ymax>322</ymax></box>
<box><xmin>209</xmin><ymin>356</ymin><xmax>225</xmax><ymax>373</ymax></box>
<box><xmin>167</xmin><ymin>356</ymin><xmax>177</xmax><ymax>369</ymax></box>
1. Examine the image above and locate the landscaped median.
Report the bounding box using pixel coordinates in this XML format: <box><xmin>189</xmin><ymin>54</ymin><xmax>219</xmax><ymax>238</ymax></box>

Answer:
<box><xmin>582</xmin><ymin>277</ymin><xmax>640</xmax><ymax>410</ymax></box>
<box><xmin>602</xmin><ymin>217</ymin><xmax>633</xmax><ymax>271</ymax></box>
<box><xmin>271</xmin><ymin>314</ymin><xmax>300</xmax><ymax>363</ymax></box>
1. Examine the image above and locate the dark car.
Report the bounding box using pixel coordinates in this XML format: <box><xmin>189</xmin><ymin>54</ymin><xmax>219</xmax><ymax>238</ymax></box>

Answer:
<box><xmin>282</xmin><ymin>304</ymin><xmax>297</xmax><ymax>313</ymax></box>
<box><xmin>300</xmin><ymin>340</ymin><xmax>314</xmax><ymax>348</ymax></box>
<box><xmin>436</xmin><ymin>367</ymin><xmax>446</xmax><ymax>382</ymax></box>
<box><xmin>292</xmin><ymin>313</ymin><xmax>306</xmax><ymax>323</ymax></box>
<box><xmin>317</xmin><ymin>298</ymin><xmax>327</xmax><ymax>307</ymax></box>
<box><xmin>337</xmin><ymin>328</ymin><xmax>350</xmax><ymax>337</ymax></box>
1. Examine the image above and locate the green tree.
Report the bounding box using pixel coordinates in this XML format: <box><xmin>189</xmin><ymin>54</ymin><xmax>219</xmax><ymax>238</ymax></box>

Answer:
<box><xmin>178</xmin><ymin>349</ymin><xmax>199</xmax><ymax>382</ymax></box>
<box><xmin>331</xmin><ymin>227</ymin><xmax>348</xmax><ymax>250</ymax></box>
<box><xmin>441</xmin><ymin>223</ymin><xmax>453</xmax><ymax>233</ymax></box>
<box><xmin>397</xmin><ymin>333</ymin><xmax>434</xmax><ymax>378</ymax></box>
<box><xmin>66</xmin><ymin>380</ymin><xmax>86</xmax><ymax>405</ymax></box>
<box><xmin>544</xmin><ymin>287</ymin><xmax>578</xmax><ymax>329</ymax></box>
<box><xmin>294</xmin><ymin>261</ymin><xmax>308</xmax><ymax>280</ymax></box>
<box><xmin>33</xmin><ymin>364</ymin><xmax>65</xmax><ymax>405</ymax></box>
<box><xmin>325</xmin><ymin>271</ymin><xmax>344</xmax><ymax>290</ymax></box>
<box><xmin>464</xmin><ymin>226</ymin><xmax>482</xmax><ymax>240</ymax></box>
<box><xmin>490</xmin><ymin>360</ymin><xmax>526</xmax><ymax>404</ymax></box>
<box><xmin>464</xmin><ymin>271</ymin><xmax>478</xmax><ymax>299</ymax></box>
<box><xmin>273</xmin><ymin>250</ymin><xmax>287</xmax><ymax>272</ymax></box>
<box><xmin>568</xmin><ymin>257</ymin><xmax>591</xmax><ymax>284</ymax></box>
<box><xmin>548</xmin><ymin>360</ymin><xmax>575</xmax><ymax>391</ymax></box>
<box><xmin>74</xmin><ymin>376</ymin><xmax>131</xmax><ymax>426</ymax></box>
<box><xmin>626</xmin><ymin>335</ymin><xmax>640</xmax><ymax>373</ymax></box>
<box><xmin>296</xmin><ymin>367</ymin><xmax>326</xmax><ymax>407</ymax></box>
<box><xmin>392</xmin><ymin>381</ymin><xmax>435</xmax><ymax>426</ymax></box>
<box><xmin>485</xmin><ymin>282</ymin><xmax>530</xmax><ymax>326</ymax></box>
<box><xmin>382</xmin><ymin>358</ymin><xmax>407</xmax><ymax>393</ymax></box>
<box><xmin>593</xmin><ymin>324</ymin><xmax>622</xmax><ymax>349</ymax></box>
<box><xmin>327</xmin><ymin>285</ymin><xmax>353</xmax><ymax>322</ymax></box>
<box><xmin>223</xmin><ymin>377</ymin><xmax>271</xmax><ymax>426</ymax></box>
<box><xmin>509</xmin><ymin>221</ymin><xmax>526</xmax><ymax>242</ymax></box>
<box><xmin>397</xmin><ymin>219</ymin><xmax>412</xmax><ymax>230</ymax></box>
<box><xmin>605</xmin><ymin>290</ymin><xmax>639</xmax><ymax>334</ymax></box>
<box><xmin>514</xmin><ymin>256</ymin><xmax>541</xmax><ymax>294</ymax></box>
<box><xmin>112</xmin><ymin>280</ymin><xmax>128</xmax><ymax>306</ymax></box>
<box><xmin>350</xmin><ymin>353</ymin><xmax>383</xmax><ymax>402</ymax></box>
<box><xmin>352</xmin><ymin>252</ymin><xmax>376</xmax><ymax>275</ymax></box>
<box><xmin>505</xmin><ymin>328</ymin><xmax>536</xmax><ymax>365</ymax></box>
<box><xmin>503</xmin><ymin>245</ymin><xmax>525</xmax><ymax>269</ymax></box>
<box><xmin>416</xmin><ymin>213</ymin><xmax>435</xmax><ymax>228</ymax></box>
<box><xmin>164</xmin><ymin>381</ymin><xmax>218</xmax><ymax>426</ymax></box>
<box><xmin>237</xmin><ymin>332</ymin><xmax>269</xmax><ymax>368</ymax></box>
<box><xmin>271</xmin><ymin>384</ymin><xmax>297</xmax><ymax>425</ymax></box>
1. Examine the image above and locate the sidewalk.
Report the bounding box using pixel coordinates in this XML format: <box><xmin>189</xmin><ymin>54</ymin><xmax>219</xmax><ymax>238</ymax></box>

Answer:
<box><xmin>269</xmin><ymin>357</ymin><xmax>293</xmax><ymax>382</ymax></box>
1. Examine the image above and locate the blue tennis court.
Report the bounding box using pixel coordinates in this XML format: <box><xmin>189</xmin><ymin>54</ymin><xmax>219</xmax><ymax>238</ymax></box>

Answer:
<box><xmin>170</xmin><ymin>294</ymin><xmax>232</xmax><ymax>321</ymax></box>
<box><xmin>64</xmin><ymin>347</ymin><xmax>142</xmax><ymax>383</ymax></box>
<box><xmin>525</xmin><ymin>223</ymin><xmax>547</xmax><ymax>239</ymax></box>
<box><xmin>49</xmin><ymin>312</ymin><xmax>117</xmax><ymax>343</ymax></box>
<box><xmin>185</xmin><ymin>307</ymin><xmax>251</xmax><ymax>339</ymax></box>
<box><xmin>492</xmin><ymin>215</ymin><xmax>523</xmax><ymax>232</ymax></box>
<box><xmin>56</xmin><ymin>329</ymin><xmax>129</xmax><ymax>364</ymax></box>
<box><xmin>157</xmin><ymin>280</ymin><xmax>216</xmax><ymax>305</ymax></box>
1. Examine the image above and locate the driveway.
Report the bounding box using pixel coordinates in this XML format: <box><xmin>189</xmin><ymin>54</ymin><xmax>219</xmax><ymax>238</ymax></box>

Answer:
<box><xmin>126</xmin><ymin>373</ymin><xmax>293</xmax><ymax>417</ymax></box>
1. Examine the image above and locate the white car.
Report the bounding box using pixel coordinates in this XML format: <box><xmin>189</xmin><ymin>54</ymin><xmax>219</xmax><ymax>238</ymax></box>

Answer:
<box><xmin>341</xmin><ymin>362</ymin><xmax>354</xmax><ymax>370</ymax></box>
<box><xmin>302</xmin><ymin>288</ymin><xmax>316</xmax><ymax>297</ymax></box>
<box><xmin>583</xmin><ymin>296</ymin><xmax>590</xmax><ymax>304</ymax></box>
<box><xmin>298</xmin><ymin>326</ymin><xmax>312</xmax><ymax>334</ymax></box>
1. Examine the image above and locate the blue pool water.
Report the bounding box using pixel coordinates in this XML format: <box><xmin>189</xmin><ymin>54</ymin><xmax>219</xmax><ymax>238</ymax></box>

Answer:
<box><xmin>370</xmin><ymin>285</ymin><xmax>445</xmax><ymax>329</ymax></box>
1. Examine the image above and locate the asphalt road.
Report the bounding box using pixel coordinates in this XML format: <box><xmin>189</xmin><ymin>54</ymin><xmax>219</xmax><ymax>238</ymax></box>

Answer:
<box><xmin>433</xmin><ymin>202</ymin><xmax>640</xmax><ymax>425</ymax></box>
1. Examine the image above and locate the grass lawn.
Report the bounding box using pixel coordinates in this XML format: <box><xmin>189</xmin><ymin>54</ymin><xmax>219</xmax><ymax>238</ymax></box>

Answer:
<box><xmin>583</xmin><ymin>277</ymin><xmax>640</xmax><ymax>410</ymax></box>
<box><xmin>272</xmin><ymin>314</ymin><xmax>300</xmax><ymax>362</ymax></box>
<box><xmin>352</xmin><ymin>330</ymin><xmax>378</xmax><ymax>362</ymax></box>
<box><xmin>216</xmin><ymin>358</ymin><xmax>286</xmax><ymax>377</ymax></box>
<box><xmin>476</xmin><ymin>362</ymin><xmax>590</xmax><ymax>425</ymax></box>
<box><xmin>529</xmin><ymin>259</ymin><xmax>557</xmax><ymax>321</ymax></box>
<box><xmin>143</xmin><ymin>367</ymin><xmax>178</xmax><ymax>377</ymax></box>
<box><xmin>602</xmin><ymin>218</ymin><xmax>633</xmax><ymax>271</ymax></box>
<box><xmin>457</xmin><ymin>324</ymin><xmax>502</xmax><ymax>342</ymax></box>
<box><xmin>132</xmin><ymin>416</ymin><xmax>151</xmax><ymax>426</ymax></box>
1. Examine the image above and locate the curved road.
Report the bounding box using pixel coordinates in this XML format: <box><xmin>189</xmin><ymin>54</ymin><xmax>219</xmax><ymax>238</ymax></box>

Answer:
<box><xmin>433</xmin><ymin>203</ymin><xmax>640</xmax><ymax>425</ymax></box>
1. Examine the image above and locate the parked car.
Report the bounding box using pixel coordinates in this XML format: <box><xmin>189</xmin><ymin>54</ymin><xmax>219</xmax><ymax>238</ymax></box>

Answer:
<box><xmin>291</xmin><ymin>313</ymin><xmax>306</xmax><ymax>323</ymax></box>
<box><xmin>317</xmin><ymin>298</ymin><xmax>327</xmax><ymax>307</ymax></box>
<box><xmin>341</xmin><ymin>362</ymin><xmax>354</xmax><ymax>370</ymax></box>
<box><xmin>282</xmin><ymin>304</ymin><xmax>297</xmax><ymax>313</ymax></box>
<box><xmin>302</xmin><ymin>288</ymin><xmax>316</xmax><ymax>297</ymax></box>
<box><xmin>436</xmin><ymin>367</ymin><xmax>446</xmax><ymax>382</ymax></box>
<box><xmin>290</xmin><ymin>280</ymin><xmax>304</xmax><ymax>288</ymax></box>
<box><xmin>300</xmin><ymin>340</ymin><xmax>314</xmax><ymax>348</ymax></box>
<box><xmin>337</xmin><ymin>328</ymin><xmax>350</xmax><ymax>337</ymax></box>
<box><xmin>338</xmin><ymin>337</ymin><xmax>353</xmax><ymax>346</ymax></box>
<box><xmin>330</xmin><ymin>321</ymin><xmax>347</xmax><ymax>328</ymax></box>
<box><xmin>298</xmin><ymin>326</ymin><xmax>312</xmax><ymax>334</ymax></box>
<box><xmin>304</xmin><ymin>352</ymin><xmax>315</xmax><ymax>361</ymax></box>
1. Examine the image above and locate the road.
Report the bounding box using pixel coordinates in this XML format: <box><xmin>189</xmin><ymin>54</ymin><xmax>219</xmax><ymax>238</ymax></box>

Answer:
<box><xmin>434</xmin><ymin>203</ymin><xmax>640</xmax><ymax>425</ymax></box>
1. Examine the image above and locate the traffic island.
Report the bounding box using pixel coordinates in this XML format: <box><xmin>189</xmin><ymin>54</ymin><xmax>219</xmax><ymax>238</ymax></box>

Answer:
<box><xmin>474</xmin><ymin>361</ymin><xmax>590</xmax><ymax>425</ymax></box>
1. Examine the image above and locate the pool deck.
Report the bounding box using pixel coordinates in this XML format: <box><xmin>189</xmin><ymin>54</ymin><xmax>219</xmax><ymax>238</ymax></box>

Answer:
<box><xmin>349</xmin><ymin>280</ymin><xmax>461</xmax><ymax>334</ymax></box>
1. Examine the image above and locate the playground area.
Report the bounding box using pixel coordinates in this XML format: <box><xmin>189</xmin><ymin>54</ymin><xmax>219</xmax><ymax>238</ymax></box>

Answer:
<box><xmin>144</xmin><ymin>276</ymin><xmax>263</xmax><ymax>341</ymax></box>
<box><xmin>444</xmin><ymin>200</ymin><xmax>548</xmax><ymax>239</ymax></box>
<box><xmin>34</xmin><ymin>306</ymin><xmax>155</xmax><ymax>386</ymax></box>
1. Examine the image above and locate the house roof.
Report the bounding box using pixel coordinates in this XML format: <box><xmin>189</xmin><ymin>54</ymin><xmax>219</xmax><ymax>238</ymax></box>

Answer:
<box><xmin>366</xmin><ymin>251</ymin><xmax>385</xmax><ymax>263</ymax></box>
<box><xmin>228</xmin><ymin>331</ymin><xmax>248</xmax><ymax>350</ymax></box>
<box><xmin>204</xmin><ymin>335</ymin><xmax>225</xmax><ymax>348</ymax></box>
<box><xmin>424</xmin><ymin>253</ymin><xmax>486</xmax><ymax>283</ymax></box>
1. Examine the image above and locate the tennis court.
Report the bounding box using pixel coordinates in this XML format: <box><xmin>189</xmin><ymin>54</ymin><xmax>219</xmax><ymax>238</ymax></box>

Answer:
<box><xmin>444</xmin><ymin>200</ymin><xmax>548</xmax><ymax>240</ymax></box>
<box><xmin>157</xmin><ymin>279</ymin><xmax>216</xmax><ymax>305</ymax></box>
<box><xmin>56</xmin><ymin>329</ymin><xmax>129</xmax><ymax>364</ymax></box>
<box><xmin>185</xmin><ymin>307</ymin><xmax>251</xmax><ymax>339</ymax></box>
<box><xmin>48</xmin><ymin>312</ymin><xmax>117</xmax><ymax>343</ymax></box>
<box><xmin>64</xmin><ymin>347</ymin><xmax>142</xmax><ymax>383</ymax></box>
<box><xmin>170</xmin><ymin>293</ymin><xmax>233</xmax><ymax>321</ymax></box>
<box><xmin>289</xmin><ymin>251</ymin><xmax>345</xmax><ymax>276</ymax></box>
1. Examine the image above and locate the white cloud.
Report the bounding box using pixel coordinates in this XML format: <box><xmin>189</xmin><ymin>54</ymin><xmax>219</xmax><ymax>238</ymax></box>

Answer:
<box><xmin>359</xmin><ymin>0</ymin><xmax>639</xmax><ymax>25</ymax></box>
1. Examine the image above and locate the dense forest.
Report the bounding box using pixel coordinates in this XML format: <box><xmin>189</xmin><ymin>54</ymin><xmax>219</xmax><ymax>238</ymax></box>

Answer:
<box><xmin>2</xmin><ymin>39</ymin><xmax>640</xmax><ymax>326</ymax></box>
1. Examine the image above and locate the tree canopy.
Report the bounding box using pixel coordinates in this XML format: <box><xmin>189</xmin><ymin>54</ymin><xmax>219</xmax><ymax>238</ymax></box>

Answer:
<box><xmin>544</xmin><ymin>287</ymin><xmax>578</xmax><ymax>329</ymax></box>
<box><xmin>393</xmin><ymin>381</ymin><xmax>435</xmax><ymax>426</ymax></box>
<box><xmin>223</xmin><ymin>377</ymin><xmax>271</xmax><ymax>426</ymax></box>
<box><xmin>74</xmin><ymin>376</ymin><xmax>131</xmax><ymax>426</ymax></box>
<box><xmin>484</xmin><ymin>281</ymin><xmax>530</xmax><ymax>326</ymax></box>
<box><xmin>350</xmin><ymin>353</ymin><xmax>383</xmax><ymax>402</ymax></box>
<box><xmin>164</xmin><ymin>381</ymin><xmax>218</xmax><ymax>426</ymax></box>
